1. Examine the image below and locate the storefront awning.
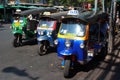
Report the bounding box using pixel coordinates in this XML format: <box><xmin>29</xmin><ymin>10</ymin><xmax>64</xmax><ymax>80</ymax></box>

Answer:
<box><xmin>11</xmin><ymin>5</ymin><xmax>28</xmax><ymax>8</ymax></box>
<box><xmin>11</xmin><ymin>5</ymin><xmax>43</xmax><ymax>9</ymax></box>
<box><xmin>0</xmin><ymin>5</ymin><xmax>4</xmax><ymax>9</ymax></box>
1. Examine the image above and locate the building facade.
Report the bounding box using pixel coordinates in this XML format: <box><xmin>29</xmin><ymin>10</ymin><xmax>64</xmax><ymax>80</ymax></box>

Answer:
<box><xmin>0</xmin><ymin>0</ymin><xmax>48</xmax><ymax>22</ymax></box>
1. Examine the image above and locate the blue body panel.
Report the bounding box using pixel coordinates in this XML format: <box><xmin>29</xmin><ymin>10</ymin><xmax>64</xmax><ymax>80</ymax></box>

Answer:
<box><xmin>57</xmin><ymin>38</ymin><xmax>87</xmax><ymax>61</ymax></box>
<box><xmin>37</xmin><ymin>30</ymin><xmax>54</xmax><ymax>46</ymax></box>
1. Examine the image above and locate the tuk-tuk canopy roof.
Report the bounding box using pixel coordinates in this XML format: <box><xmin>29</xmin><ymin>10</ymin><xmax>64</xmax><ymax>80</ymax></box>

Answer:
<box><xmin>50</xmin><ymin>11</ymin><xmax>68</xmax><ymax>20</ymax></box>
<box><xmin>39</xmin><ymin>16</ymin><xmax>57</xmax><ymax>20</ymax></box>
<box><xmin>17</xmin><ymin>7</ymin><xmax>57</xmax><ymax>16</ymax></box>
<box><xmin>39</xmin><ymin>12</ymin><xmax>68</xmax><ymax>21</ymax></box>
<box><xmin>11</xmin><ymin>5</ymin><xmax>42</xmax><ymax>9</ymax></box>
<box><xmin>56</xmin><ymin>10</ymin><xmax>89</xmax><ymax>24</ymax></box>
<box><xmin>0</xmin><ymin>5</ymin><xmax>4</xmax><ymax>9</ymax></box>
<box><xmin>61</xmin><ymin>17</ymin><xmax>88</xmax><ymax>24</ymax></box>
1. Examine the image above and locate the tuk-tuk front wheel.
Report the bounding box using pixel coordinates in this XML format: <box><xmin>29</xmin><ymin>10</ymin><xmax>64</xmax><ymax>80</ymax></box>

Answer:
<box><xmin>38</xmin><ymin>44</ymin><xmax>47</xmax><ymax>56</ymax></box>
<box><xmin>13</xmin><ymin>34</ymin><xmax>22</xmax><ymax>47</ymax></box>
<box><xmin>64</xmin><ymin>59</ymin><xmax>71</xmax><ymax>78</ymax></box>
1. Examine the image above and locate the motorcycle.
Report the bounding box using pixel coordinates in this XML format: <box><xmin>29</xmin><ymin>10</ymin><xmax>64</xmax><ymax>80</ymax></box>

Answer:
<box><xmin>37</xmin><ymin>16</ymin><xmax>60</xmax><ymax>56</ymax></box>
<box><xmin>54</xmin><ymin>10</ymin><xmax>109</xmax><ymax>77</ymax></box>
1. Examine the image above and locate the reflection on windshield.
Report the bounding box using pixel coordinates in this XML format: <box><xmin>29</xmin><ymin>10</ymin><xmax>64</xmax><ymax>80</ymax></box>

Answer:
<box><xmin>39</xmin><ymin>20</ymin><xmax>55</xmax><ymax>28</ymax></box>
<box><xmin>20</xmin><ymin>17</ymin><xmax>24</xmax><ymax>20</ymax></box>
<box><xmin>14</xmin><ymin>17</ymin><xmax>24</xmax><ymax>23</ymax></box>
<box><xmin>60</xmin><ymin>22</ymin><xmax>86</xmax><ymax>36</ymax></box>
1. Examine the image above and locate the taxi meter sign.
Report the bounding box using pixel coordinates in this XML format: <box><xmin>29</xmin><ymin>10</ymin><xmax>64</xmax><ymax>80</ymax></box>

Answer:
<box><xmin>67</xmin><ymin>10</ymin><xmax>79</xmax><ymax>15</ymax></box>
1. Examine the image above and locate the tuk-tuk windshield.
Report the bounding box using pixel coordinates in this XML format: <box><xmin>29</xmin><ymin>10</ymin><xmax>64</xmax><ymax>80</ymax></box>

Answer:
<box><xmin>60</xmin><ymin>21</ymin><xmax>86</xmax><ymax>36</ymax></box>
<box><xmin>39</xmin><ymin>20</ymin><xmax>55</xmax><ymax>28</ymax></box>
<box><xmin>13</xmin><ymin>16</ymin><xmax>24</xmax><ymax>23</ymax></box>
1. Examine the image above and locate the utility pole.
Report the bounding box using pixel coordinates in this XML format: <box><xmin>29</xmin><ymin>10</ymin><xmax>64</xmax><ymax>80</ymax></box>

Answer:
<box><xmin>108</xmin><ymin>0</ymin><xmax>117</xmax><ymax>53</ymax></box>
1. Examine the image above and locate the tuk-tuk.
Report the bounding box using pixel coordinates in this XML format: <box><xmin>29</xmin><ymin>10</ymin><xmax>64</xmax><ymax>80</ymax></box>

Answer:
<box><xmin>36</xmin><ymin>11</ymin><xmax>68</xmax><ymax>56</ymax></box>
<box><xmin>11</xmin><ymin>13</ymin><xmax>27</xmax><ymax>47</ymax></box>
<box><xmin>54</xmin><ymin>9</ymin><xmax>109</xmax><ymax>77</ymax></box>
<box><xmin>37</xmin><ymin>15</ymin><xmax>60</xmax><ymax>55</ymax></box>
<box><xmin>11</xmin><ymin>13</ymin><xmax>38</xmax><ymax>47</ymax></box>
<box><xmin>11</xmin><ymin>7</ymin><xmax>57</xmax><ymax>47</ymax></box>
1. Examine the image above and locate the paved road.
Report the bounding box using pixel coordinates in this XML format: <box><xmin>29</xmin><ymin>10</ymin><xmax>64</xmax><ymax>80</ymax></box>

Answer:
<box><xmin>0</xmin><ymin>24</ymin><xmax>64</xmax><ymax>80</ymax></box>
<box><xmin>0</xmin><ymin>24</ymin><xmax>120</xmax><ymax>80</ymax></box>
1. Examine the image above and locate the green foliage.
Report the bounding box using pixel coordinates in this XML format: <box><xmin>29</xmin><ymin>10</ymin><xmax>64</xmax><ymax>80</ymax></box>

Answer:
<box><xmin>40</xmin><ymin>0</ymin><xmax>110</xmax><ymax>8</ymax></box>
<box><xmin>47</xmin><ymin>0</ymin><xmax>94</xmax><ymax>6</ymax></box>
<box><xmin>34</xmin><ymin>0</ymin><xmax>40</xmax><ymax>3</ymax></box>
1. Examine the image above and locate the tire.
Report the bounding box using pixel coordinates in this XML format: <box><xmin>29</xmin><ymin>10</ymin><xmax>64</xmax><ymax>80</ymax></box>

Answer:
<box><xmin>64</xmin><ymin>59</ymin><xmax>71</xmax><ymax>78</ymax></box>
<box><xmin>38</xmin><ymin>43</ymin><xmax>47</xmax><ymax>56</ymax></box>
<box><xmin>13</xmin><ymin>38</ymin><xmax>19</xmax><ymax>47</ymax></box>
<box><xmin>103</xmin><ymin>42</ymin><xmax>108</xmax><ymax>56</ymax></box>
<box><xmin>100</xmin><ymin>42</ymin><xmax>108</xmax><ymax>57</ymax></box>
<box><xmin>13</xmin><ymin>34</ymin><xmax>22</xmax><ymax>47</ymax></box>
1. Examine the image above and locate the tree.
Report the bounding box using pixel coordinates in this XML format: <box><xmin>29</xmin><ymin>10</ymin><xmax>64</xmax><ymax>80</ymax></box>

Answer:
<box><xmin>46</xmin><ymin>0</ymin><xmax>95</xmax><ymax>6</ymax></box>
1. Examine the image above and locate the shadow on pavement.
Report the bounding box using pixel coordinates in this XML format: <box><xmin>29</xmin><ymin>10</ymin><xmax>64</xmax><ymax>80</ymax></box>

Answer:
<box><xmin>22</xmin><ymin>39</ymin><xmax>37</xmax><ymax>46</ymax></box>
<box><xmin>96</xmin><ymin>33</ymin><xmax>120</xmax><ymax>80</ymax></box>
<box><xmin>63</xmin><ymin>49</ymin><xmax>107</xmax><ymax>78</ymax></box>
<box><xmin>2</xmin><ymin>66</ymin><xmax>39</xmax><ymax>80</ymax></box>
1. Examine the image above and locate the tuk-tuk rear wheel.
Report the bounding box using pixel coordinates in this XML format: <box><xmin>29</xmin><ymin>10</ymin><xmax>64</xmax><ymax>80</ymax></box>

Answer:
<box><xmin>100</xmin><ymin>42</ymin><xmax>108</xmax><ymax>57</ymax></box>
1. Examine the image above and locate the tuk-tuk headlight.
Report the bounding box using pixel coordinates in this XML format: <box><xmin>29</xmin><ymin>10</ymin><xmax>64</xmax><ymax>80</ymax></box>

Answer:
<box><xmin>49</xmin><ymin>32</ymin><xmax>52</xmax><ymax>35</ymax></box>
<box><xmin>20</xmin><ymin>26</ymin><xmax>24</xmax><ymax>30</ymax></box>
<box><xmin>65</xmin><ymin>41</ymin><xmax>71</xmax><ymax>48</ymax></box>
<box><xmin>80</xmin><ymin>43</ymin><xmax>85</xmax><ymax>48</ymax></box>
<box><xmin>38</xmin><ymin>31</ymin><xmax>40</xmax><ymax>35</ymax></box>
<box><xmin>39</xmin><ymin>31</ymin><xmax>44</xmax><ymax>35</ymax></box>
<box><xmin>47</xmin><ymin>31</ymin><xmax>52</xmax><ymax>36</ymax></box>
<box><xmin>54</xmin><ymin>39</ymin><xmax>58</xmax><ymax>45</ymax></box>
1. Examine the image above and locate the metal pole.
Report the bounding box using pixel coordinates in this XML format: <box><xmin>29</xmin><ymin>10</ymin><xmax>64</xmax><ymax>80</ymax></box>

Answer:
<box><xmin>3</xmin><ymin>0</ymin><xmax>7</xmax><ymax>22</ymax></box>
<box><xmin>108</xmin><ymin>0</ymin><xmax>117</xmax><ymax>53</ymax></box>
<box><xmin>113</xmin><ymin>0</ymin><xmax>117</xmax><ymax>38</ymax></box>
<box><xmin>102</xmin><ymin>0</ymin><xmax>105</xmax><ymax>12</ymax></box>
<box><xmin>108</xmin><ymin>0</ymin><xmax>113</xmax><ymax>54</ymax></box>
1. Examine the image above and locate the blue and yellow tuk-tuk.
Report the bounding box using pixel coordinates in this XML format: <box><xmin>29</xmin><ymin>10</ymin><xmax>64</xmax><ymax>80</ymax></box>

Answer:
<box><xmin>36</xmin><ymin>11</ymin><xmax>68</xmax><ymax>56</ymax></box>
<box><xmin>37</xmin><ymin>16</ymin><xmax>60</xmax><ymax>56</ymax></box>
<box><xmin>54</xmin><ymin>9</ymin><xmax>109</xmax><ymax>77</ymax></box>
